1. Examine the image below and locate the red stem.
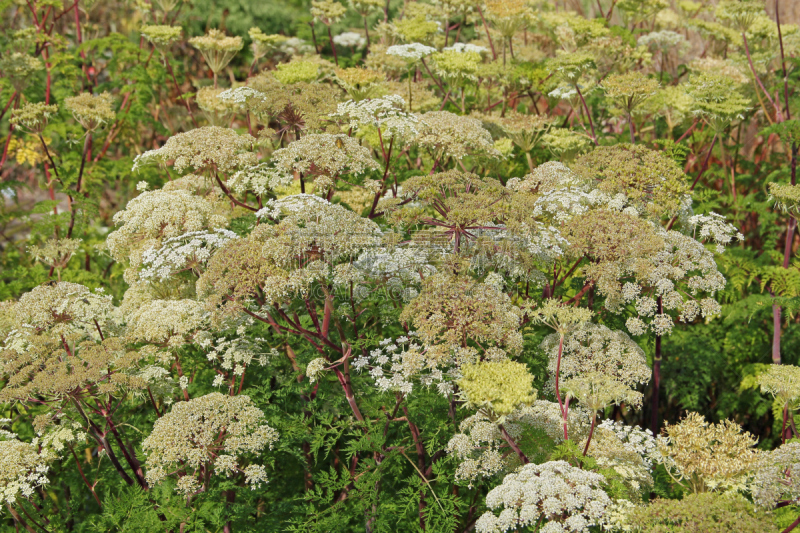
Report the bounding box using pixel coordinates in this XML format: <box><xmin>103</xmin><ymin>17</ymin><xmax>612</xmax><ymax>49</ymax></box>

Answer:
<box><xmin>69</xmin><ymin>445</ymin><xmax>102</xmax><ymax>507</ymax></box>
<box><xmin>476</xmin><ymin>6</ymin><xmax>497</xmax><ymax>60</ymax></box>
<box><xmin>327</xmin><ymin>25</ymin><xmax>339</xmax><ymax>66</ymax></box>
<box><xmin>575</xmin><ymin>84</ymin><xmax>598</xmax><ymax>145</ymax></box>
<box><xmin>583</xmin><ymin>413</ymin><xmax>597</xmax><ymax>456</ymax></box>
<box><xmin>499</xmin><ymin>424</ymin><xmax>529</xmax><ymax>463</ymax></box>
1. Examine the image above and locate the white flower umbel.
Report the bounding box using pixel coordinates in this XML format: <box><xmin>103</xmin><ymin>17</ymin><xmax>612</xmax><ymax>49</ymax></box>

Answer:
<box><xmin>330</xmin><ymin>95</ymin><xmax>419</xmax><ymax>140</ymax></box>
<box><xmin>386</xmin><ymin>43</ymin><xmax>436</xmax><ymax>61</ymax></box>
<box><xmin>142</xmin><ymin>393</ymin><xmax>278</xmax><ymax>495</ymax></box>
<box><xmin>228</xmin><ymin>163</ymin><xmax>293</xmax><ymax>196</ymax></box>
<box><xmin>271</xmin><ymin>133</ymin><xmax>379</xmax><ymax>177</ymax></box>
<box><xmin>140</xmin><ymin>229</ymin><xmax>239</xmax><ymax>282</ymax></box>
<box><xmin>0</xmin><ymin>437</ymin><xmax>53</xmax><ymax>505</ymax></box>
<box><xmin>596</xmin><ymin>419</ymin><xmax>658</xmax><ymax>468</ymax></box>
<box><xmin>475</xmin><ymin>460</ymin><xmax>611</xmax><ymax>533</ymax></box>
<box><xmin>333</xmin><ymin>31</ymin><xmax>366</xmax><ymax>48</ymax></box>
<box><xmin>687</xmin><ymin>212</ymin><xmax>744</xmax><ymax>253</ymax></box>
<box><xmin>443</xmin><ymin>43</ymin><xmax>488</xmax><ymax>54</ymax></box>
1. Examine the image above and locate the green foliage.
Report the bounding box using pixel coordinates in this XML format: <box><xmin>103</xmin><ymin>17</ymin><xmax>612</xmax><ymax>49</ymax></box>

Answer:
<box><xmin>1</xmin><ymin>0</ymin><xmax>800</xmax><ymax>531</ymax></box>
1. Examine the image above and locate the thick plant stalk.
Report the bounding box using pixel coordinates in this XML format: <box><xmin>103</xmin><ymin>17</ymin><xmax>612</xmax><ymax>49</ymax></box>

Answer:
<box><xmin>71</xmin><ymin>398</ymin><xmax>135</xmax><ymax>486</ymax></box>
<box><xmin>554</xmin><ymin>334</ymin><xmax>566</xmax><ymax>423</ymax></box>
<box><xmin>771</xmin><ymin>3</ymin><xmax>796</xmax><ymax>367</ymax></box>
<box><xmin>401</xmin><ymin>404</ymin><xmax>428</xmax><ymax>530</ymax></box>
<box><xmin>783</xmin><ymin>515</ymin><xmax>800</xmax><ymax>533</ymax></box>
<box><xmin>6</xmin><ymin>504</ymin><xmax>37</xmax><ymax>533</ymax></box>
<box><xmin>363</xmin><ymin>16</ymin><xmax>371</xmax><ymax>56</ymax></box>
<box><xmin>499</xmin><ymin>424</ymin><xmax>530</xmax><ymax>463</ymax></box>
<box><xmin>476</xmin><ymin>6</ymin><xmax>497</xmax><ymax>60</ymax></box>
<box><xmin>783</xmin><ymin>401</ymin><xmax>790</xmax><ymax>444</ymax></box>
<box><xmin>327</xmin><ymin>25</ymin><xmax>339</xmax><ymax>66</ymax></box>
<box><xmin>667</xmin><ymin>135</ymin><xmax>718</xmax><ymax>231</ymax></box>
<box><xmin>742</xmin><ymin>33</ymin><xmax>780</xmax><ymax>121</ymax></box>
<box><xmin>68</xmin><ymin>132</ymin><xmax>92</xmax><ymax>238</ymax></box>
<box><xmin>628</xmin><ymin>111</ymin><xmax>635</xmax><ymax>144</ymax></box>
<box><xmin>650</xmin><ymin>296</ymin><xmax>663</xmax><ymax>435</ymax></box>
<box><xmin>69</xmin><ymin>444</ymin><xmax>103</xmax><ymax>507</ymax></box>
<box><xmin>0</xmin><ymin>90</ymin><xmax>16</xmax><ymax>123</ymax></box>
<box><xmin>309</xmin><ymin>22</ymin><xmax>320</xmax><ymax>54</ymax></box>
<box><xmin>575</xmin><ymin>84</ymin><xmax>598</xmax><ymax>145</ymax></box>
<box><xmin>583</xmin><ymin>413</ymin><xmax>597</xmax><ymax>456</ymax></box>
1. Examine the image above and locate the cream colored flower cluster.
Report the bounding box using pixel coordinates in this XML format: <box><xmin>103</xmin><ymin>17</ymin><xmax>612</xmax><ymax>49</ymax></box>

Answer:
<box><xmin>512</xmin><ymin>400</ymin><xmax>591</xmax><ymax>444</ymax></box>
<box><xmin>139</xmin><ymin>229</ymin><xmax>239</xmax><ymax>282</ymax></box>
<box><xmin>1</xmin><ymin>329</ymin><xmax>145</xmax><ymax>402</ymax></box>
<box><xmin>107</xmin><ymin>186</ymin><xmax>230</xmax><ymax>279</ymax></box>
<box><xmin>257</xmin><ymin>195</ymin><xmax>383</xmax><ymax>265</ymax></box>
<box><xmin>195</xmin><ymin>87</ymin><xmax>240</xmax><ymax>118</ymax></box>
<box><xmin>475</xmin><ymin>460</ymin><xmax>611</xmax><ymax>533</ymax></box>
<box><xmin>271</xmin><ymin>133</ymin><xmax>379</xmax><ymax>177</ymax></box>
<box><xmin>11</xmin><ymin>281</ymin><xmax>116</xmax><ymax>341</ymax></box>
<box><xmin>124</xmin><ymin>298</ymin><xmax>208</xmax><ymax>347</ymax></box>
<box><xmin>353</xmin><ymin>334</ymin><xmax>437</xmax><ymax>394</ymax></box>
<box><xmin>189</xmin><ymin>30</ymin><xmax>243</xmax><ymax>76</ymax></box>
<box><xmin>687</xmin><ymin>212</ymin><xmax>745</xmax><ymax>253</ymax></box>
<box><xmin>386</xmin><ymin>43</ymin><xmax>436</xmax><ymax>61</ymax></box>
<box><xmin>622</xmin><ymin>228</ymin><xmax>726</xmax><ymax>336</ymax></box>
<box><xmin>447</xmin><ymin>401</ymin><xmax>593</xmax><ymax>488</ymax></box>
<box><xmin>492</xmin><ymin>222</ymin><xmax>570</xmax><ymax>273</ymax></box>
<box><xmin>541</xmin><ymin>324</ymin><xmax>650</xmax><ymax>394</ymax></box>
<box><xmin>752</xmin><ymin>441</ymin><xmax>800</xmax><ymax>508</ymax></box>
<box><xmin>133</xmin><ymin>126</ymin><xmax>256</xmax><ymax>174</ymax></box>
<box><xmin>400</xmin><ymin>272</ymin><xmax>524</xmax><ymax>365</ymax></box>
<box><xmin>414</xmin><ymin>111</ymin><xmax>501</xmax><ymax>160</ymax></box>
<box><xmin>353</xmin><ymin>244</ymin><xmax>436</xmax><ymax>286</ymax></box>
<box><xmin>143</xmin><ymin>393</ymin><xmax>278</xmax><ymax>495</ymax></box>
<box><xmin>196</xmin><ymin>230</ymin><xmax>323</xmax><ymax>320</ymax></box>
<box><xmin>529</xmin><ymin>298</ymin><xmax>593</xmax><ymax>336</ymax></box>
<box><xmin>0</xmin><ymin>438</ymin><xmax>53</xmax><ymax>505</ymax></box>
<box><xmin>430</xmin><ymin>50</ymin><xmax>483</xmax><ymax>82</ymax></box>
<box><xmin>446</xmin><ymin>412</ymin><xmax>508</xmax><ymax>486</ymax></box>
<box><xmin>333</xmin><ymin>32</ymin><xmax>366</xmax><ymax>48</ymax></box>
<box><xmin>758</xmin><ymin>364</ymin><xmax>800</xmax><ymax>402</ymax></box>
<box><xmin>199</xmin><ymin>334</ymin><xmax>273</xmax><ymax>377</ymax></box>
<box><xmin>140</xmin><ymin>25</ymin><xmax>182</xmax><ymax>47</ymax></box>
<box><xmin>596</xmin><ymin>420</ymin><xmax>658</xmax><ymax>468</ymax></box>
<box><xmin>330</xmin><ymin>95</ymin><xmax>419</xmax><ymax>140</ymax></box>
<box><xmin>228</xmin><ymin>163</ymin><xmax>293</xmax><ymax>196</ymax></box>
<box><xmin>562</xmin><ymin>372</ymin><xmax>644</xmax><ymax>410</ymax></box>
<box><xmin>64</xmin><ymin>92</ymin><xmax>115</xmax><ymax>131</ymax></box>
<box><xmin>9</xmin><ymin>102</ymin><xmax>58</xmax><ymax>133</ymax></box>
<box><xmin>137</xmin><ymin>365</ymin><xmax>177</xmax><ymax>403</ymax></box>
<box><xmin>305</xmin><ymin>358</ymin><xmax>327</xmax><ymax>384</ymax></box>
<box><xmin>656</xmin><ymin>412</ymin><xmax>759</xmax><ymax>493</ymax></box>
<box><xmin>217</xmin><ymin>86</ymin><xmax>267</xmax><ymax>109</ymax></box>
<box><xmin>509</xmin><ymin>162</ymin><xmax>586</xmax><ymax>193</ymax></box>
<box><xmin>581</xmin><ymin>426</ymin><xmax>653</xmax><ymax>500</ymax></box>
<box><xmin>333</xmin><ymin>244</ymin><xmax>436</xmax><ymax>303</ymax></box>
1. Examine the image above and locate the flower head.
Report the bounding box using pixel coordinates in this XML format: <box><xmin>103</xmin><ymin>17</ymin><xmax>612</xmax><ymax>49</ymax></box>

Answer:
<box><xmin>458</xmin><ymin>359</ymin><xmax>537</xmax><ymax>416</ymax></box>
<box><xmin>64</xmin><ymin>92</ymin><xmax>115</xmax><ymax>131</ymax></box>
<box><xmin>143</xmin><ymin>393</ymin><xmax>278</xmax><ymax>495</ymax></box>
<box><xmin>476</xmin><ymin>460</ymin><xmax>610</xmax><ymax>533</ymax></box>
<box><xmin>141</xmin><ymin>25</ymin><xmax>182</xmax><ymax>48</ymax></box>
<box><xmin>189</xmin><ymin>29</ymin><xmax>243</xmax><ymax>75</ymax></box>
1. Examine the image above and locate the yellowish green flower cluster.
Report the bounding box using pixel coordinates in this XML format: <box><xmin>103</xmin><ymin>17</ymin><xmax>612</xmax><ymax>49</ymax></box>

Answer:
<box><xmin>458</xmin><ymin>359</ymin><xmax>536</xmax><ymax>416</ymax></box>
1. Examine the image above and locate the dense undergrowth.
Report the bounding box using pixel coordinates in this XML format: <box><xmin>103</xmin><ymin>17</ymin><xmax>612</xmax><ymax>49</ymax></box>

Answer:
<box><xmin>1</xmin><ymin>0</ymin><xmax>800</xmax><ymax>531</ymax></box>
